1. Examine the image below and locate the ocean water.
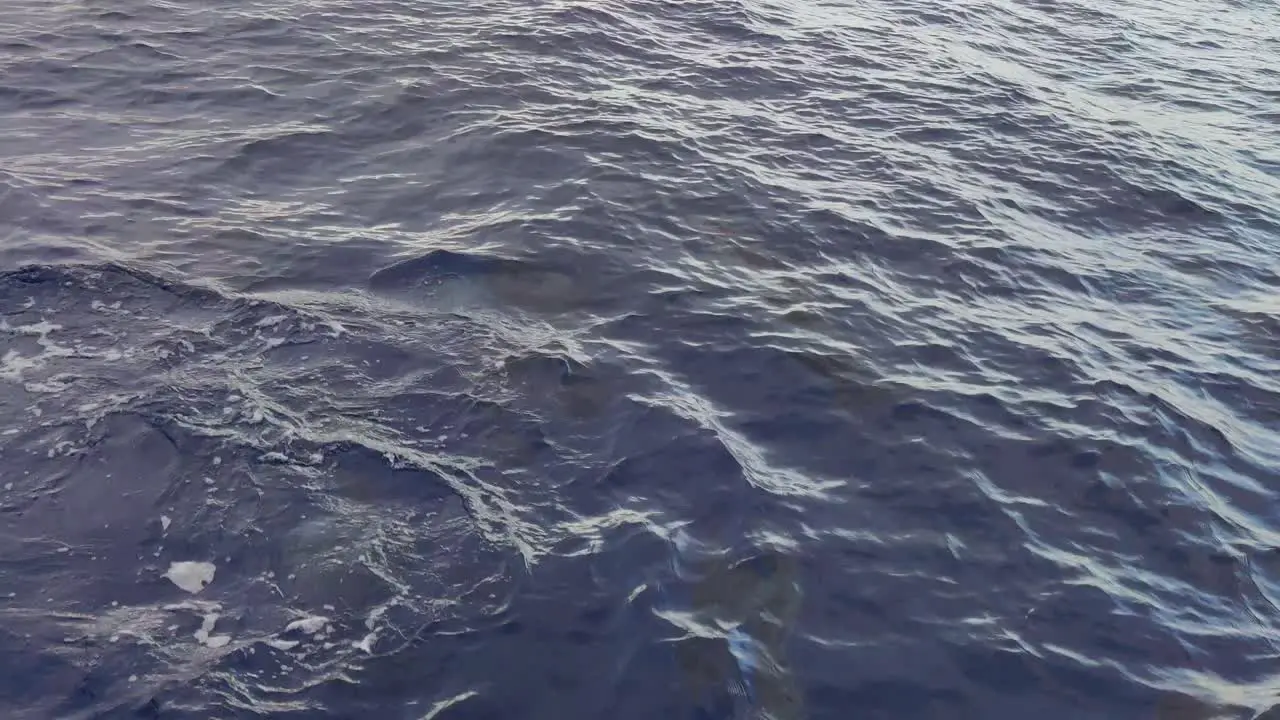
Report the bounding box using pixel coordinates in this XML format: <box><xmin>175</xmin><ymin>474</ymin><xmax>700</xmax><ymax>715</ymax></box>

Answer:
<box><xmin>1</xmin><ymin>0</ymin><xmax>1278</xmax><ymax>718</ymax></box>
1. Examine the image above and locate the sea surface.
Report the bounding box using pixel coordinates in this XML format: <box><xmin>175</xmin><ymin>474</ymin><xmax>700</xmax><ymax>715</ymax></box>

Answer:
<box><xmin>1</xmin><ymin>0</ymin><xmax>1278</xmax><ymax>718</ymax></box>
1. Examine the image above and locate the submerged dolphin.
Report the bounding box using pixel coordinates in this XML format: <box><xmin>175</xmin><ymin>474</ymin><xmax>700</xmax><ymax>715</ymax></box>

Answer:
<box><xmin>664</xmin><ymin>546</ymin><xmax>805</xmax><ymax>720</ymax></box>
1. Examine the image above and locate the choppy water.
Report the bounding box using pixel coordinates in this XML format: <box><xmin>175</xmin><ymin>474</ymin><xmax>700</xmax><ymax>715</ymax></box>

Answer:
<box><xmin>1</xmin><ymin>0</ymin><xmax>1278</xmax><ymax>718</ymax></box>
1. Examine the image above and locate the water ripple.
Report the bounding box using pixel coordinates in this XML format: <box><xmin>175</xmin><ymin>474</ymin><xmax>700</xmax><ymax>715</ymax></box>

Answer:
<box><xmin>1</xmin><ymin>0</ymin><xmax>1278</xmax><ymax>717</ymax></box>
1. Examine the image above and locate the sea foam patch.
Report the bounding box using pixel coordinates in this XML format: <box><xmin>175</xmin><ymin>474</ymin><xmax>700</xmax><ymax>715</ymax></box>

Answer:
<box><xmin>165</xmin><ymin>561</ymin><xmax>216</xmax><ymax>594</ymax></box>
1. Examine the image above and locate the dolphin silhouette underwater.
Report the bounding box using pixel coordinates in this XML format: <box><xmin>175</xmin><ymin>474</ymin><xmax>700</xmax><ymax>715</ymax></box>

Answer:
<box><xmin>659</xmin><ymin>538</ymin><xmax>805</xmax><ymax>720</ymax></box>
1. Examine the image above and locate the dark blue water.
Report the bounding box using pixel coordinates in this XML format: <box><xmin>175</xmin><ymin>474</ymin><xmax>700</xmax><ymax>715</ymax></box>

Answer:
<box><xmin>2</xmin><ymin>0</ymin><xmax>1279</xmax><ymax>718</ymax></box>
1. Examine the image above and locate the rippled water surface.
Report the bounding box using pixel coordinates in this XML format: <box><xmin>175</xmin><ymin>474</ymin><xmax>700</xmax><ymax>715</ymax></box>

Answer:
<box><xmin>2</xmin><ymin>0</ymin><xmax>1279</xmax><ymax>718</ymax></box>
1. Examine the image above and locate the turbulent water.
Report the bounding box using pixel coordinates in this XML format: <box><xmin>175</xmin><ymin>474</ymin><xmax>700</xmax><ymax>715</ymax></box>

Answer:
<box><xmin>1</xmin><ymin>0</ymin><xmax>1278</xmax><ymax>718</ymax></box>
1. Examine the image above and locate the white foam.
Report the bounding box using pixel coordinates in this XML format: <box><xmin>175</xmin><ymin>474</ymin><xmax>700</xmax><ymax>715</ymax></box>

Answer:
<box><xmin>0</xmin><ymin>320</ymin><xmax>72</xmax><ymax>383</ymax></box>
<box><xmin>193</xmin><ymin>612</ymin><xmax>231</xmax><ymax>648</ymax></box>
<box><xmin>160</xmin><ymin>516</ymin><xmax>171</xmax><ymax>532</ymax></box>
<box><xmin>164</xmin><ymin>561</ymin><xmax>215</xmax><ymax>594</ymax></box>
<box><xmin>353</xmin><ymin>633</ymin><xmax>376</xmax><ymax>654</ymax></box>
<box><xmin>254</xmin><ymin>315</ymin><xmax>288</xmax><ymax>329</ymax></box>
<box><xmin>162</xmin><ymin>599</ymin><xmax>220</xmax><ymax>613</ymax></box>
<box><xmin>206</xmin><ymin>635</ymin><xmax>231</xmax><ymax>648</ymax></box>
<box><xmin>1</xmin><ymin>319</ymin><xmax>62</xmax><ymax>335</ymax></box>
<box><xmin>264</xmin><ymin>638</ymin><xmax>299</xmax><ymax>651</ymax></box>
<box><xmin>284</xmin><ymin>615</ymin><xmax>329</xmax><ymax>635</ymax></box>
<box><xmin>1</xmin><ymin>351</ymin><xmax>43</xmax><ymax>381</ymax></box>
<box><xmin>420</xmin><ymin>691</ymin><xmax>480</xmax><ymax>720</ymax></box>
<box><xmin>0</xmin><ymin>319</ymin><xmax>134</xmax><ymax>387</ymax></box>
